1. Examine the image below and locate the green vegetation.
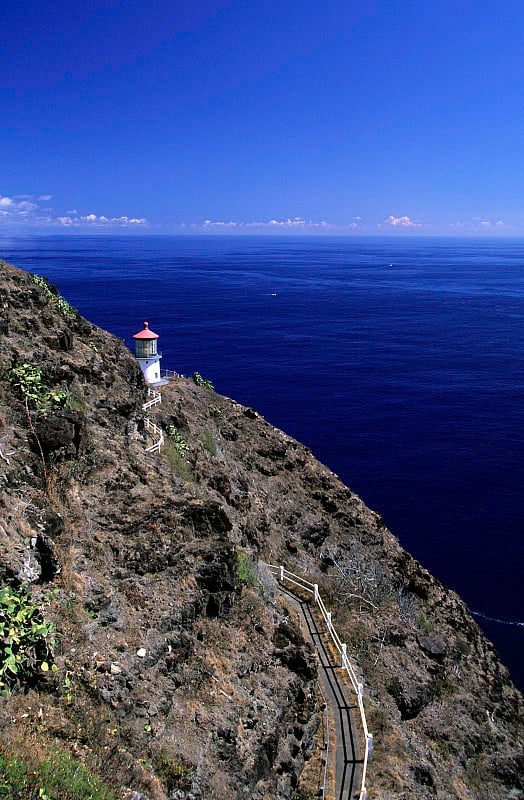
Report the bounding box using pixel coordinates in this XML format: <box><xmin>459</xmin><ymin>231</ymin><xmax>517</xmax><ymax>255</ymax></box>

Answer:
<box><xmin>152</xmin><ymin>749</ymin><xmax>193</xmax><ymax>794</ymax></box>
<box><xmin>64</xmin><ymin>388</ymin><xmax>87</xmax><ymax>414</ymax></box>
<box><xmin>191</xmin><ymin>372</ymin><xmax>214</xmax><ymax>390</ymax></box>
<box><xmin>236</xmin><ymin>552</ymin><xmax>258</xmax><ymax>587</ymax></box>
<box><xmin>165</xmin><ymin>425</ymin><xmax>190</xmax><ymax>456</ymax></box>
<box><xmin>0</xmin><ymin>585</ymin><xmax>57</xmax><ymax>695</ymax></box>
<box><xmin>200</xmin><ymin>428</ymin><xmax>217</xmax><ymax>456</ymax></box>
<box><xmin>163</xmin><ymin>440</ymin><xmax>194</xmax><ymax>482</ymax></box>
<box><xmin>10</xmin><ymin>364</ymin><xmax>67</xmax><ymax>413</ymax></box>
<box><xmin>416</xmin><ymin>612</ymin><xmax>436</xmax><ymax>633</ymax></box>
<box><xmin>0</xmin><ymin>745</ymin><xmax>116</xmax><ymax>800</ymax></box>
<box><xmin>32</xmin><ymin>274</ymin><xmax>76</xmax><ymax>320</ymax></box>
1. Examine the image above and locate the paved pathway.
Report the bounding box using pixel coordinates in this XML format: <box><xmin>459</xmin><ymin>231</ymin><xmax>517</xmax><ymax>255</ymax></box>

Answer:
<box><xmin>279</xmin><ymin>587</ymin><xmax>364</xmax><ymax>800</ymax></box>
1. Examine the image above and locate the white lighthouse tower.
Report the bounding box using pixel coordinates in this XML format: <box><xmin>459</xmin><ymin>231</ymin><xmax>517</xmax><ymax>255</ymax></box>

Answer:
<box><xmin>133</xmin><ymin>321</ymin><xmax>162</xmax><ymax>384</ymax></box>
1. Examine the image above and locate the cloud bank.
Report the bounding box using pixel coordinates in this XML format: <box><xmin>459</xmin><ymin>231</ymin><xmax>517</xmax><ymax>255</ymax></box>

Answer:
<box><xmin>57</xmin><ymin>213</ymin><xmax>147</xmax><ymax>227</ymax></box>
<box><xmin>0</xmin><ymin>193</ymin><xmax>519</xmax><ymax>235</ymax></box>
<box><xmin>0</xmin><ymin>194</ymin><xmax>148</xmax><ymax>230</ymax></box>
<box><xmin>200</xmin><ymin>217</ymin><xmax>335</xmax><ymax>230</ymax></box>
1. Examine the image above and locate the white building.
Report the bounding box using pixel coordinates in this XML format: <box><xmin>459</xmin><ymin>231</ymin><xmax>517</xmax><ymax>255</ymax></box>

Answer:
<box><xmin>133</xmin><ymin>321</ymin><xmax>162</xmax><ymax>384</ymax></box>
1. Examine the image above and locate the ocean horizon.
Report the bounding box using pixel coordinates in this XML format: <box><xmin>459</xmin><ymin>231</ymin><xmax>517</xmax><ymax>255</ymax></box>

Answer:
<box><xmin>1</xmin><ymin>234</ymin><xmax>523</xmax><ymax>691</ymax></box>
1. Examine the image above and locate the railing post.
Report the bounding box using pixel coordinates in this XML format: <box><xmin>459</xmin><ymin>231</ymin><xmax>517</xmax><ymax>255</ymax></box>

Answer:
<box><xmin>314</xmin><ymin>584</ymin><xmax>319</xmax><ymax>603</ymax></box>
<box><xmin>359</xmin><ymin>789</ymin><xmax>366</xmax><ymax>800</ymax></box>
<box><xmin>279</xmin><ymin>565</ymin><xmax>284</xmax><ymax>582</ymax></box>
<box><xmin>341</xmin><ymin>643</ymin><xmax>347</xmax><ymax>669</ymax></box>
<box><xmin>326</xmin><ymin>612</ymin><xmax>332</xmax><ymax>633</ymax></box>
<box><xmin>366</xmin><ymin>733</ymin><xmax>373</xmax><ymax>760</ymax></box>
<box><xmin>358</xmin><ymin>683</ymin><xmax>363</xmax><ymax>703</ymax></box>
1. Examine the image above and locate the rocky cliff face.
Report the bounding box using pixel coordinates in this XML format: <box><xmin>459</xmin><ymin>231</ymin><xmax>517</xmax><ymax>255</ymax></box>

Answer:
<box><xmin>0</xmin><ymin>259</ymin><xmax>523</xmax><ymax>800</ymax></box>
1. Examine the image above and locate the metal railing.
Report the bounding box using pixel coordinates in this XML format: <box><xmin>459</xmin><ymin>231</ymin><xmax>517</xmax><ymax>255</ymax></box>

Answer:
<box><xmin>142</xmin><ymin>389</ymin><xmax>164</xmax><ymax>452</ymax></box>
<box><xmin>268</xmin><ymin>564</ymin><xmax>372</xmax><ymax>800</ymax></box>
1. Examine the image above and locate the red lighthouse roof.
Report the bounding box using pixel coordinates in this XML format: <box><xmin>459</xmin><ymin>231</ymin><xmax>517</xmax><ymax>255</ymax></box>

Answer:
<box><xmin>133</xmin><ymin>321</ymin><xmax>159</xmax><ymax>340</ymax></box>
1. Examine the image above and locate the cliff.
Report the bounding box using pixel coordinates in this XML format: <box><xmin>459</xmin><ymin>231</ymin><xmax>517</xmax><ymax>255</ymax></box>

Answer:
<box><xmin>0</xmin><ymin>258</ymin><xmax>522</xmax><ymax>800</ymax></box>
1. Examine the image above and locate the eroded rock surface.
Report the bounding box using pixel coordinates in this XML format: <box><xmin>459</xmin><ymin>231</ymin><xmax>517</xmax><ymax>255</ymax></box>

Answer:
<box><xmin>0</xmin><ymin>259</ymin><xmax>523</xmax><ymax>800</ymax></box>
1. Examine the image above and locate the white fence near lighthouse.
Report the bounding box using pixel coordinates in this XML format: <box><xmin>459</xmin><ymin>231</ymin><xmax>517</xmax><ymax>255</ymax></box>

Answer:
<box><xmin>268</xmin><ymin>564</ymin><xmax>373</xmax><ymax>800</ymax></box>
<box><xmin>143</xmin><ymin>386</ymin><xmax>162</xmax><ymax>410</ymax></box>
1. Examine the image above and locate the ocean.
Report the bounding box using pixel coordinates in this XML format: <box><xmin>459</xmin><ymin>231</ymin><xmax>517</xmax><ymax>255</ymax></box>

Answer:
<box><xmin>1</xmin><ymin>234</ymin><xmax>523</xmax><ymax>691</ymax></box>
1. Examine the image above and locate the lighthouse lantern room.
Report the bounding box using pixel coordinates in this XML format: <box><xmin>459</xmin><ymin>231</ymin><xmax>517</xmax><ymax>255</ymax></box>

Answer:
<box><xmin>133</xmin><ymin>321</ymin><xmax>162</xmax><ymax>384</ymax></box>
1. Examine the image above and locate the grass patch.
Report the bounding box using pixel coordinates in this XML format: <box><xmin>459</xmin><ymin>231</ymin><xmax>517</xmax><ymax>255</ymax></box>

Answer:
<box><xmin>200</xmin><ymin>429</ymin><xmax>217</xmax><ymax>457</ymax></box>
<box><xmin>236</xmin><ymin>552</ymin><xmax>258</xmax><ymax>587</ymax></box>
<box><xmin>151</xmin><ymin>749</ymin><xmax>193</xmax><ymax>794</ymax></box>
<box><xmin>0</xmin><ymin>744</ymin><xmax>116</xmax><ymax>800</ymax></box>
<box><xmin>416</xmin><ymin>613</ymin><xmax>435</xmax><ymax>633</ymax></box>
<box><xmin>163</xmin><ymin>440</ymin><xmax>194</xmax><ymax>482</ymax></box>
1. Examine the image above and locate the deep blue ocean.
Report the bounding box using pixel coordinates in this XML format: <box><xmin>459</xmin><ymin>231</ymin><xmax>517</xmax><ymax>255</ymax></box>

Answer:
<box><xmin>1</xmin><ymin>235</ymin><xmax>523</xmax><ymax>691</ymax></box>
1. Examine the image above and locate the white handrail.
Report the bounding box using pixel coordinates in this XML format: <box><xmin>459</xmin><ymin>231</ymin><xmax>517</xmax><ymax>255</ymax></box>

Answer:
<box><xmin>268</xmin><ymin>563</ymin><xmax>372</xmax><ymax>800</ymax></box>
<box><xmin>142</xmin><ymin>387</ymin><xmax>162</xmax><ymax>410</ymax></box>
<box><xmin>144</xmin><ymin>417</ymin><xmax>164</xmax><ymax>452</ymax></box>
<box><xmin>142</xmin><ymin>389</ymin><xmax>164</xmax><ymax>452</ymax></box>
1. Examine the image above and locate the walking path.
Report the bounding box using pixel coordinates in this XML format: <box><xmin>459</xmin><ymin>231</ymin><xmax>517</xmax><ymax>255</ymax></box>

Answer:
<box><xmin>268</xmin><ymin>565</ymin><xmax>372</xmax><ymax>800</ymax></box>
<box><xmin>281</xmin><ymin>587</ymin><xmax>363</xmax><ymax>799</ymax></box>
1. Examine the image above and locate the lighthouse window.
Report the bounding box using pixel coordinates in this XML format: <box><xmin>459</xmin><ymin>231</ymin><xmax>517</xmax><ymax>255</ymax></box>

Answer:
<box><xmin>135</xmin><ymin>339</ymin><xmax>157</xmax><ymax>358</ymax></box>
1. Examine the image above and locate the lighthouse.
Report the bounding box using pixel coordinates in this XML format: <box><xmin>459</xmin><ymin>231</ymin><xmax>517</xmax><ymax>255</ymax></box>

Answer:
<box><xmin>133</xmin><ymin>321</ymin><xmax>162</xmax><ymax>384</ymax></box>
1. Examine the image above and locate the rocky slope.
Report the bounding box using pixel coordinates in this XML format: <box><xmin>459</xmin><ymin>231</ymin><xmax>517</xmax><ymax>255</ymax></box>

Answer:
<box><xmin>0</xmin><ymin>258</ymin><xmax>523</xmax><ymax>800</ymax></box>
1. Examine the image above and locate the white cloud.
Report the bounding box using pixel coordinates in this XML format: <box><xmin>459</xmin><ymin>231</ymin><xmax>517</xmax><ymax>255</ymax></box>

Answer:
<box><xmin>202</xmin><ymin>219</ymin><xmax>238</xmax><ymax>227</ymax></box>
<box><xmin>448</xmin><ymin>218</ymin><xmax>513</xmax><ymax>233</ymax></box>
<box><xmin>0</xmin><ymin>194</ymin><xmax>148</xmax><ymax>229</ymax></box>
<box><xmin>0</xmin><ymin>195</ymin><xmax>38</xmax><ymax>215</ymax></box>
<box><xmin>481</xmin><ymin>219</ymin><xmax>508</xmax><ymax>228</ymax></box>
<box><xmin>386</xmin><ymin>214</ymin><xmax>420</xmax><ymax>227</ymax></box>
<box><xmin>198</xmin><ymin>217</ymin><xmax>335</xmax><ymax>230</ymax></box>
<box><xmin>57</xmin><ymin>213</ymin><xmax>147</xmax><ymax>227</ymax></box>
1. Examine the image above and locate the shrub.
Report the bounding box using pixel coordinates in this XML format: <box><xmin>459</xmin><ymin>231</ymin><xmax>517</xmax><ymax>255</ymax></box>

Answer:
<box><xmin>165</xmin><ymin>425</ymin><xmax>190</xmax><ymax>456</ymax></box>
<box><xmin>0</xmin><ymin>585</ymin><xmax>57</xmax><ymax>695</ymax></box>
<box><xmin>32</xmin><ymin>274</ymin><xmax>76</xmax><ymax>320</ymax></box>
<box><xmin>191</xmin><ymin>372</ymin><xmax>214</xmax><ymax>390</ymax></box>
<box><xmin>10</xmin><ymin>363</ymin><xmax>67</xmax><ymax>413</ymax></box>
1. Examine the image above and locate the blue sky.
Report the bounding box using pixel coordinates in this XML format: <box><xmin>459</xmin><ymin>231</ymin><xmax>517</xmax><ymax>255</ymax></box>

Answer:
<box><xmin>1</xmin><ymin>0</ymin><xmax>523</xmax><ymax>235</ymax></box>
